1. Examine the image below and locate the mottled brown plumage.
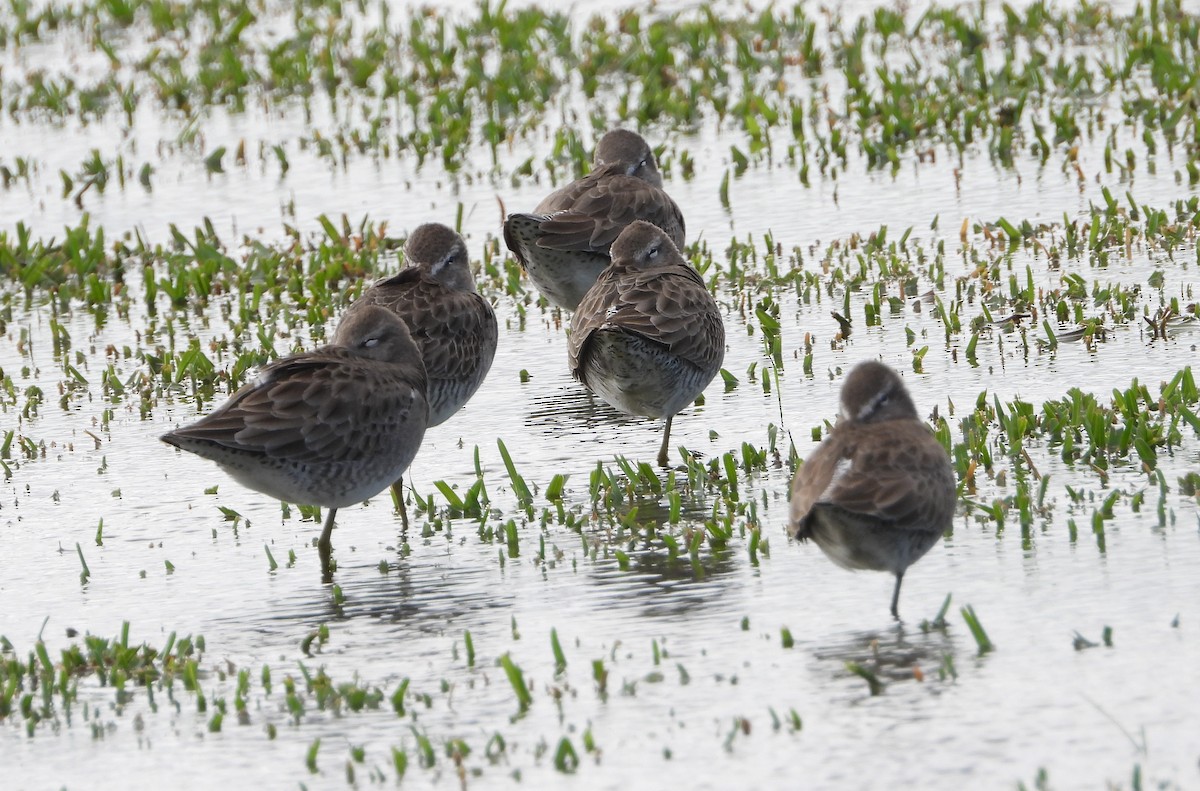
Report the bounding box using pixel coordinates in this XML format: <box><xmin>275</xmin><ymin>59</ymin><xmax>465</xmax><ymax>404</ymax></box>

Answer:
<box><xmin>504</xmin><ymin>129</ymin><xmax>686</xmax><ymax>310</ymax></box>
<box><xmin>337</xmin><ymin>223</ymin><xmax>497</xmax><ymax>426</ymax></box>
<box><xmin>568</xmin><ymin>220</ymin><xmax>724</xmax><ymax>466</ymax></box>
<box><xmin>789</xmin><ymin>360</ymin><xmax>956</xmax><ymax>619</ymax></box>
<box><xmin>162</xmin><ymin>305</ymin><xmax>429</xmax><ymax>578</ymax></box>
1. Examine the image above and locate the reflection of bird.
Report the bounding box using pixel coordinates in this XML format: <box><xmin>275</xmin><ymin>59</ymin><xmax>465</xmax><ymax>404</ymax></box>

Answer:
<box><xmin>503</xmin><ymin>129</ymin><xmax>685</xmax><ymax>311</ymax></box>
<box><xmin>338</xmin><ymin>223</ymin><xmax>496</xmax><ymax>426</ymax></box>
<box><xmin>162</xmin><ymin>305</ymin><xmax>429</xmax><ymax>578</ymax></box>
<box><xmin>335</xmin><ymin>223</ymin><xmax>496</xmax><ymax>516</ymax></box>
<box><xmin>568</xmin><ymin>220</ymin><xmax>725</xmax><ymax>467</ymax></box>
<box><xmin>789</xmin><ymin>361</ymin><xmax>956</xmax><ymax>619</ymax></box>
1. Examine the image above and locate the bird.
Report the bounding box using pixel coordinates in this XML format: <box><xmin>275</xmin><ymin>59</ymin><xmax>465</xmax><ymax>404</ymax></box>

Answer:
<box><xmin>788</xmin><ymin>361</ymin><xmax>956</xmax><ymax>619</ymax></box>
<box><xmin>337</xmin><ymin>223</ymin><xmax>497</xmax><ymax>427</ymax></box>
<box><xmin>162</xmin><ymin>304</ymin><xmax>429</xmax><ymax>579</ymax></box>
<box><xmin>567</xmin><ymin>220</ymin><xmax>725</xmax><ymax>467</ymax></box>
<box><xmin>334</xmin><ymin>223</ymin><xmax>497</xmax><ymax>516</ymax></box>
<box><xmin>503</xmin><ymin>128</ymin><xmax>686</xmax><ymax>311</ymax></box>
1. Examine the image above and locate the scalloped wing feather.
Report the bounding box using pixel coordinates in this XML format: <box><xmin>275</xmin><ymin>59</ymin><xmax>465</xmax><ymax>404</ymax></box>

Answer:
<box><xmin>351</xmin><ymin>280</ymin><xmax>496</xmax><ymax>382</ymax></box>
<box><xmin>169</xmin><ymin>349</ymin><xmax>426</xmax><ymax>465</ymax></box>
<box><xmin>532</xmin><ymin>169</ymin><xmax>685</xmax><ymax>254</ymax></box>
<box><xmin>603</xmin><ymin>265</ymin><xmax>723</xmax><ymax>370</ymax></box>
<box><xmin>795</xmin><ymin>422</ymin><xmax>953</xmax><ymax>534</ymax></box>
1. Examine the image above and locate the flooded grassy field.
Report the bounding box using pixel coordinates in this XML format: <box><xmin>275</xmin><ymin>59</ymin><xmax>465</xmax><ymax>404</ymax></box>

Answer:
<box><xmin>2</xmin><ymin>0</ymin><xmax>1198</xmax><ymax>788</ymax></box>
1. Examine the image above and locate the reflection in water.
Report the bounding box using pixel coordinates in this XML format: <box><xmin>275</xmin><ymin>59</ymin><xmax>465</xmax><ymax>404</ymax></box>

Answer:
<box><xmin>205</xmin><ymin>535</ymin><xmax>515</xmax><ymax>642</ymax></box>
<box><xmin>585</xmin><ymin>544</ymin><xmax>744</xmax><ymax>620</ymax></box>
<box><xmin>4</xmin><ymin>3</ymin><xmax>1200</xmax><ymax>788</ymax></box>
<box><xmin>345</xmin><ymin>559</ymin><xmax>503</xmax><ymax>629</ymax></box>
<box><xmin>524</xmin><ymin>379</ymin><xmax>649</xmax><ymax>433</ymax></box>
<box><xmin>810</xmin><ymin>624</ymin><xmax>958</xmax><ymax>688</ymax></box>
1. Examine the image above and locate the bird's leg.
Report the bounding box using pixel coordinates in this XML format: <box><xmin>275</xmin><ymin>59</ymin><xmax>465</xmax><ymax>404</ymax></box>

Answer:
<box><xmin>318</xmin><ymin>507</ymin><xmax>338</xmax><ymax>584</ymax></box>
<box><xmin>890</xmin><ymin>571</ymin><xmax>904</xmax><ymax>620</ymax></box>
<box><xmin>390</xmin><ymin>476</ymin><xmax>409</xmax><ymax>531</ymax></box>
<box><xmin>657</xmin><ymin>415</ymin><xmax>674</xmax><ymax>467</ymax></box>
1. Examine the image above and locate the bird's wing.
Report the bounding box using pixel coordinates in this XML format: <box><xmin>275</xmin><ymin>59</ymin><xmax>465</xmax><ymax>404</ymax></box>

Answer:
<box><xmin>567</xmin><ymin>266</ymin><xmax>622</xmax><ymax>378</ymax></box>
<box><xmin>809</xmin><ymin>423</ymin><xmax>954</xmax><ymax>534</ymax></box>
<box><xmin>353</xmin><ymin>279</ymin><xmax>497</xmax><ymax>381</ymax></box>
<box><xmin>168</xmin><ymin>350</ymin><xmax>426</xmax><ymax>464</ymax></box>
<box><xmin>603</xmin><ymin>264</ymin><xmax>724</xmax><ymax>372</ymax></box>
<box><xmin>532</xmin><ymin>171</ymin><xmax>685</xmax><ymax>253</ymax></box>
<box><xmin>788</xmin><ymin>434</ymin><xmax>849</xmax><ymax>538</ymax></box>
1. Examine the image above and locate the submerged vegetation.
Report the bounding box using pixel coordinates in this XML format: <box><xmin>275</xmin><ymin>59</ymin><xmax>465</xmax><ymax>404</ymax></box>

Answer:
<box><xmin>1</xmin><ymin>0</ymin><xmax>1197</xmax><ymax>788</ymax></box>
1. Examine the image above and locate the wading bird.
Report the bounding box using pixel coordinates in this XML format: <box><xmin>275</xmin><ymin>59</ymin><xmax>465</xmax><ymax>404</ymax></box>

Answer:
<box><xmin>568</xmin><ymin>220</ymin><xmax>724</xmax><ymax>466</ymax></box>
<box><xmin>789</xmin><ymin>361</ymin><xmax>956</xmax><ymax>619</ymax></box>
<box><xmin>163</xmin><ymin>305</ymin><xmax>429</xmax><ymax>580</ymax></box>
<box><xmin>504</xmin><ymin>129</ymin><xmax>685</xmax><ymax>311</ymax></box>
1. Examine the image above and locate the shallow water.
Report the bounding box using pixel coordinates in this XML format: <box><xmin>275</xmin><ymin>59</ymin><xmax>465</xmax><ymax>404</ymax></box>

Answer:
<box><xmin>2</xmin><ymin>0</ymin><xmax>1199</xmax><ymax>789</ymax></box>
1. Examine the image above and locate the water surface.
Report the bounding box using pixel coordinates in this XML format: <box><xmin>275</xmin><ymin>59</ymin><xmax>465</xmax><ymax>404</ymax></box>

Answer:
<box><xmin>1</xmin><ymin>0</ymin><xmax>1198</xmax><ymax>789</ymax></box>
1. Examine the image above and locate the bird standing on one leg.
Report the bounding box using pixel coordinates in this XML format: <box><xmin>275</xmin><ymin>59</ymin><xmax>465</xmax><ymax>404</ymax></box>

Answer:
<box><xmin>568</xmin><ymin>220</ymin><xmax>724</xmax><ymax>467</ymax></box>
<box><xmin>504</xmin><ymin>129</ymin><xmax>685</xmax><ymax>311</ymax></box>
<box><xmin>789</xmin><ymin>360</ymin><xmax>956</xmax><ymax>619</ymax></box>
<box><xmin>335</xmin><ymin>223</ymin><xmax>497</xmax><ymax>522</ymax></box>
<box><xmin>162</xmin><ymin>305</ymin><xmax>429</xmax><ymax>581</ymax></box>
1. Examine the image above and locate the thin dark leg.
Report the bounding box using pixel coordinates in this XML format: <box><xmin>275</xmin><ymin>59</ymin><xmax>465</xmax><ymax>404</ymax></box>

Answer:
<box><xmin>390</xmin><ymin>476</ymin><xmax>409</xmax><ymax>531</ymax></box>
<box><xmin>318</xmin><ymin>507</ymin><xmax>338</xmax><ymax>583</ymax></box>
<box><xmin>890</xmin><ymin>571</ymin><xmax>904</xmax><ymax>620</ymax></box>
<box><xmin>657</xmin><ymin>415</ymin><xmax>674</xmax><ymax>467</ymax></box>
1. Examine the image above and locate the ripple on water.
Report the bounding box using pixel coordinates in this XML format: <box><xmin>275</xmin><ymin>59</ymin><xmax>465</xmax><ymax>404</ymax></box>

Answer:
<box><xmin>3</xmin><ymin>0</ymin><xmax>1200</xmax><ymax>787</ymax></box>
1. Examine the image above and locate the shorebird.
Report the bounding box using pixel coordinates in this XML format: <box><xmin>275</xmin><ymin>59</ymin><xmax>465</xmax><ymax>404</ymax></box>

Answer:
<box><xmin>788</xmin><ymin>361</ymin><xmax>956</xmax><ymax>619</ymax></box>
<box><xmin>504</xmin><ymin>129</ymin><xmax>685</xmax><ymax>311</ymax></box>
<box><xmin>335</xmin><ymin>222</ymin><xmax>497</xmax><ymax>515</ymax></box>
<box><xmin>568</xmin><ymin>220</ymin><xmax>724</xmax><ymax>466</ymax></box>
<box><xmin>337</xmin><ymin>223</ymin><xmax>497</xmax><ymax>426</ymax></box>
<box><xmin>162</xmin><ymin>305</ymin><xmax>429</xmax><ymax>579</ymax></box>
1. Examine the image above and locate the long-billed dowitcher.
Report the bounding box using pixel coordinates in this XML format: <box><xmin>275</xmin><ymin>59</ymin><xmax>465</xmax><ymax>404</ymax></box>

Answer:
<box><xmin>504</xmin><ymin>129</ymin><xmax>685</xmax><ymax>311</ymax></box>
<box><xmin>568</xmin><ymin>220</ymin><xmax>725</xmax><ymax>467</ymax></box>
<box><xmin>162</xmin><ymin>304</ymin><xmax>429</xmax><ymax>579</ymax></box>
<box><xmin>337</xmin><ymin>223</ymin><xmax>497</xmax><ymax>427</ymax></box>
<box><xmin>335</xmin><ymin>223</ymin><xmax>496</xmax><ymax>515</ymax></box>
<box><xmin>788</xmin><ymin>361</ymin><xmax>956</xmax><ymax>619</ymax></box>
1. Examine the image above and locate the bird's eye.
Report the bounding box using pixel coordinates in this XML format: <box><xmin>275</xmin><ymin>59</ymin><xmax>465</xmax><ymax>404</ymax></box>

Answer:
<box><xmin>363</xmin><ymin>337</ymin><xmax>381</xmax><ymax>349</ymax></box>
<box><xmin>647</xmin><ymin>244</ymin><xmax>660</xmax><ymax>259</ymax></box>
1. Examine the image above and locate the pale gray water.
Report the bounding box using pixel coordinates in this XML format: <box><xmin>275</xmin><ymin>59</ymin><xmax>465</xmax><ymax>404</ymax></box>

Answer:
<box><xmin>1</xmin><ymin>0</ymin><xmax>1198</xmax><ymax>789</ymax></box>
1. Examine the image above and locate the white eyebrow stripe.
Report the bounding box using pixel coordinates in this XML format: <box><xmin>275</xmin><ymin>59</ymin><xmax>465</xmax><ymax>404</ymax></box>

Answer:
<box><xmin>857</xmin><ymin>385</ymin><xmax>892</xmax><ymax>421</ymax></box>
